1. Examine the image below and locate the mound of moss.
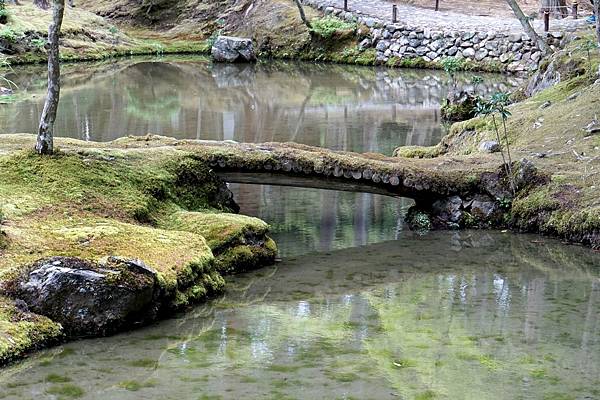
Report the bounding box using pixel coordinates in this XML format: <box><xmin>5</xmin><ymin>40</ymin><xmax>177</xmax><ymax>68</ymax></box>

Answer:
<box><xmin>0</xmin><ymin>135</ymin><xmax>277</xmax><ymax>365</ymax></box>
<box><xmin>0</xmin><ymin>296</ymin><xmax>63</xmax><ymax>365</ymax></box>
<box><xmin>394</xmin><ymin>32</ymin><xmax>600</xmax><ymax>248</ymax></box>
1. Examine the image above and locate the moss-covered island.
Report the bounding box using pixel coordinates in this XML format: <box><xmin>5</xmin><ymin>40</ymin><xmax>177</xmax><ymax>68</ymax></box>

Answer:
<box><xmin>0</xmin><ymin>135</ymin><xmax>277</xmax><ymax>365</ymax></box>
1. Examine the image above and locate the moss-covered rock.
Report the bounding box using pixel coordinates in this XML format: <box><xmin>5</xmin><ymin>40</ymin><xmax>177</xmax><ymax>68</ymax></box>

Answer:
<box><xmin>440</xmin><ymin>91</ymin><xmax>479</xmax><ymax>122</ymax></box>
<box><xmin>158</xmin><ymin>211</ymin><xmax>277</xmax><ymax>274</ymax></box>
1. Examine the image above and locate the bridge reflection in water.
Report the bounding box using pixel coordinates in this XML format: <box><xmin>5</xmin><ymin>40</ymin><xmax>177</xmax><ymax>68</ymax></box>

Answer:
<box><xmin>230</xmin><ymin>183</ymin><xmax>414</xmax><ymax>257</ymax></box>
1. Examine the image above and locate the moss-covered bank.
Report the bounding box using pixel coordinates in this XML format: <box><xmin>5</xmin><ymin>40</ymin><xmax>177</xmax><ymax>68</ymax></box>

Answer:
<box><xmin>1</xmin><ymin>0</ymin><xmax>515</xmax><ymax>73</ymax></box>
<box><xmin>0</xmin><ymin>136</ymin><xmax>277</xmax><ymax>365</ymax></box>
<box><xmin>394</xmin><ymin>33</ymin><xmax>600</xmax><ymax>248</ymax></box>
<box><xmin>0</xmin><ymin>3</ymin><xmax>212</xmax><ymax>65</ymax></box>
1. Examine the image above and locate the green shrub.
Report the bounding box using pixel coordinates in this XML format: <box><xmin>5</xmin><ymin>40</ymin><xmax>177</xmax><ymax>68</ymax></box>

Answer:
<box><xmin>206</xmin><ymin>30</ymin><xmax>221</xmax><ymax>48</ymax></box>
<box><xmin>441</xmin><ymin>57</ymin><xmax>464</xmax><ymax>89</ymax></box>
<box><xmin>310</xmin><ymin>16</ymin><xmax>357</xmax><ymax>39</ymax></box>
<box><xmin>30</xmin><ymin>38</ymin><xmax>47</xmax><ymax>50</ymax></box>
<box><xmin>0</xmin><ymin>26</ymin><xmax>17</xmax><ymax>43</ymax></box>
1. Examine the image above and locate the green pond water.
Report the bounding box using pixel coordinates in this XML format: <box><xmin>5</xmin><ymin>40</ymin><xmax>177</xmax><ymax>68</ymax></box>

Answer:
<box><xmin>1</xmin><ymin>57</ymin><xmax>599</xmax><ymax>400</ymax></box>
<box><xmin>0</xmin><ymin>230</ymin><xmax>599</xmax><ymax>400</ymax></box>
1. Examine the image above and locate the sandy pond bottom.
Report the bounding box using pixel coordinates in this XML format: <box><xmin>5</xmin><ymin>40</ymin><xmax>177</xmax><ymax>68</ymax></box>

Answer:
<box><xmin>1</xmin><ymin>228</ymin><xmax>599</xmax><ymax>400</ymax></box>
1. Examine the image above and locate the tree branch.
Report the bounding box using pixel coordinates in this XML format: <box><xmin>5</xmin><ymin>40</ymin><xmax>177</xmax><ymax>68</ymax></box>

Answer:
<box><xmin>505</xmin><ymin>0</ymin><xmax>551</xmax><ymax>55</ymax></box>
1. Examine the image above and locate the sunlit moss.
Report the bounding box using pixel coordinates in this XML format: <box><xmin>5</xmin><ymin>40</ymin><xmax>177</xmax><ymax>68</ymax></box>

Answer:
<box><xmin>45</xmin><ymin>384</ymin><xmax>85</xmax><ymax>398</ymax></box>
<box><xmin>45</xmin><ymin>374</ymin><xmax>72</xmax><ymax>383</ymax></box>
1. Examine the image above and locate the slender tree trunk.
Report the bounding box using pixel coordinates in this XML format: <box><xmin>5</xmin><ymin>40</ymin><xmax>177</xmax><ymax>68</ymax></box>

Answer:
<box><xmin>36</xmin><ymin>0</ymin><xmax>65</xmax><ymax>155</ymax></box>
<box><xmin>595</xmin><ymin>0</ymin><xmax>600</xmax><ymax>46</ymax></box>
<box><xmin>292</xmin><ymin>0</ymin><xmax>312</xmax><ymax>29</ymax></box>
<box><xmin>505</xmin><ymin>0</ymin><xmax>551</xmax><ymax>54</ymax></box>
<box><xmin>33</xmin><ymin>0</ymin><xmax>50</xmax><ymax>9</ymax></box>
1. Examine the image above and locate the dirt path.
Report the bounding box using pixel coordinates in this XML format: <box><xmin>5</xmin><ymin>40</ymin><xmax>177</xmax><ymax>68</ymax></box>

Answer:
<box><xmin>312</xmin><ymin>0</ymin><xmax>589</xmax><ymax>33</ymax></box>
<box><xmin>391</xmin><ymin>0</ymin><xmax>546</xmax><ymax>17</ymax></box>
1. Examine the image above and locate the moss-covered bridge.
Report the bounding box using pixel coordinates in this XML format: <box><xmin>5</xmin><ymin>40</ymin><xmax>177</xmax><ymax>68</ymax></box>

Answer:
<box><xmin>194</xmin><ymin>140</ymin><xmax>480</xmax><ymax>200</ymax></box>
<box><xmin>152</xmin><ymin>137</ymin><xmax>520</xmax><ymax>229</ymax></box>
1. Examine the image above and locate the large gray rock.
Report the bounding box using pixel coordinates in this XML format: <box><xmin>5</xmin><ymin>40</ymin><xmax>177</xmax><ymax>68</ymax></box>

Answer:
<box><xmin>211</xmin><ymin>36</ymin><xmax>256</xmax><ymax>63</ymax></box>
<box><xmin>10</xmin><ymin>256</ymin><xmax>160</xmax><ymax>337</ymax></box>
<box><xmin>470</xmin><ymin>196</ymin><xmax>499</xmax><ymax>220</ymax></box>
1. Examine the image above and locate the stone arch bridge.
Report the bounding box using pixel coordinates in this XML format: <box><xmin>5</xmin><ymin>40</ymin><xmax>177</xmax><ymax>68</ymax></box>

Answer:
<box><xmin>181</xmin><ymin>140</ymin><xmax>522</xmax><ymax>229</ymax></box>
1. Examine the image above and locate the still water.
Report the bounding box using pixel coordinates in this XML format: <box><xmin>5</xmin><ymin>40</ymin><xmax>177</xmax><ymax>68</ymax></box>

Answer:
<box><xmin>1</xmin><ymin>56</ymin><xmax>519</xmax><ymax>154</ymax></box>
<box><xmin>1</xmin><ymin>58</ymin><xmax>598</xmax><ymax>400</ymax></box>
<box><xmin>0</xmin><ymin>229</ymin><xmax>599</xmax><ymax>400</ymax></box>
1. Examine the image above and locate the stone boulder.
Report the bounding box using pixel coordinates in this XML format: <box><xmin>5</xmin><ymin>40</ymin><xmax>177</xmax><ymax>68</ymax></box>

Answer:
<box><xmin>479</xmin><ymin>140</ymin><xmax>500</xmax><ymax>153</ymax></box>
<box><xmin>9</xmin><ymin>256</ymin><xmax>160</xmax><ymax>337</ymax></box>
<box><xmin>211</xmin><ymin>36</ymin><xmax>257</xmax><ymax>63</ymax></box>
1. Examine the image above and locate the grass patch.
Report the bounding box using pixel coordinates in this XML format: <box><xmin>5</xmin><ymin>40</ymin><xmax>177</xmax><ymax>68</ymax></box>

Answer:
<box><xmin>45</xmin><ymin>374</ymin><xmax>72</xmax><ymax>383</ymax></box>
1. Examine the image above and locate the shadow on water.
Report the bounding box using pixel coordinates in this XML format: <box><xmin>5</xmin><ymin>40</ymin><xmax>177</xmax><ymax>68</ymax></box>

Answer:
<box><xmin>1</xmin><ymin>56</ymin><xmax>520</xmax><ymax>154</ymax></box>
<box><xmin>1</xmin><ymin>230</ymin><xmax>599</xmax><ymax>400</ymax></box>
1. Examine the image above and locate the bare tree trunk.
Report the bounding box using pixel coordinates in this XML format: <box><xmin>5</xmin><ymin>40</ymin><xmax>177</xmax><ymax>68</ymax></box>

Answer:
<box><xmin>34</xmin><ymin>0</ymin><xmax>50</xmax><ymax>9</ymax></box>
<box><xmin>595</xmin><ymin>0</ymin><xmax>600</xmax><ymax>46</ymax></box>
<box><xmin>292</xmin><ymin>0</ymin><xmax>312</xmax><ymax>29</ymax></box>
<box><xmin>36</xmin><ymin>0</ymin><xmax>65</xmax><ymax>155</ymax></box>
<box><xmin>505</xmin><ymin>0</ymin><xmax>551</xmax><ymax>54</ymax></box>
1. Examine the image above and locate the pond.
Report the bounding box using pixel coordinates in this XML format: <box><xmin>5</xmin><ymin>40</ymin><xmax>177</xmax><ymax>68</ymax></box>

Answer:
<box><xmin>1</xmin><ymin>55</ymin><xmax>519</xmax><ymax>155</ymax></box>
<box><xmin>2</xmin><ymin>58</ymin><xmax>598</xmax><ymax>400</ymax></box>
<box><xmin>0</xmin><ymin>230</ymin><xmax>599</xmax><ymax>400</ymax></box>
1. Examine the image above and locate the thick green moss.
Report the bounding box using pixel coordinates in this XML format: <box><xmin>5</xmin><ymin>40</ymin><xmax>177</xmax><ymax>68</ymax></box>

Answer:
<box><xmin>0</xmin><ymin>297</ymin><xmax>63</xmax><ymax>365</ymax></box>
<box><xmin>0</xmin><ymin>136</ymin><xmax>277</xmax><ymax>364</ymax></box>
<box><xmin>393</xmin><ymin>145</ymin><xmax>442</xmax><ymax>159</ymax></box>
<box><xmin>160</xmin><ymin>211</ymin><xmax>269</xmax><ymax>251</ymax></box>
<box><xmin>159</xmin><ymin>211</ymin><xmax>277</xmax><ymax>274</ymax></box>
<box><xmin>215</xmin><ymin>238</ymin><xmax>278</xmax><ymax>274</ymax></box>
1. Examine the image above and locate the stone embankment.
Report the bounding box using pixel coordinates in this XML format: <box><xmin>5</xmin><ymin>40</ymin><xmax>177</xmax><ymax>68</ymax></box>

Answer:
<box><xmin>302</xmin><ymin>0</ymin><xmax>588</xmax><ymax>72</ymax></box>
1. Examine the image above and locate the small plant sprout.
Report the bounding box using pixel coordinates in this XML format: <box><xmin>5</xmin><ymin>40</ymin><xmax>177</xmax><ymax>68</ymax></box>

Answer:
<box><xmin>471</xmin><ymin>75</ymin><xmax>484</xmax><ymax>93</ymax></box>
<box><xmin>441</xmin><ymin>57</ymin><xmax>464</xmax><ymax>90</ymax></box>
<box><xmin>476</xmin><ymin>92</ymin><xmax>516</xmax><ymax>195</ymax></box>
<box><xmin>580</xmin><ymin>38</ymin><xmax>598</xmax><ymax>75</ymax></box>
